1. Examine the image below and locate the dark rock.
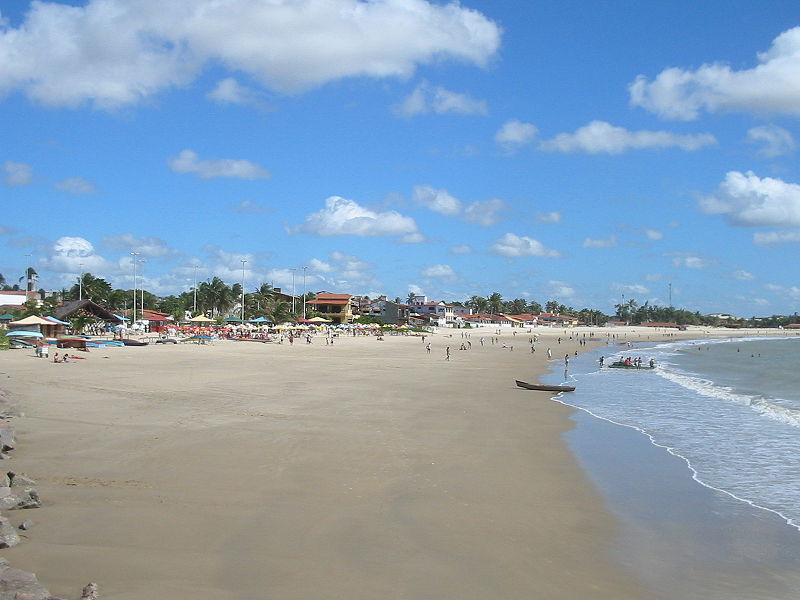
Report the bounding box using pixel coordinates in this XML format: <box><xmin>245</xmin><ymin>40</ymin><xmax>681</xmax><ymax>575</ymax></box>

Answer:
<box><xmin>0</xmin><ymin>518</ymin><xmax>19</xmax><ymax>548</ymax></box>
<box><xmin>0</xmin><ymin>488</ymin><xmax>41</xmax><ymax>510</ymax></box>
<box><xmin>18</xmin><ymin>520</ymin><xmax>34</xmax><ymax>531</ymax></box>
<box><xmin>0</xmin><ymin>566</ymin><xmax>51</xmax><ymax>600</ymax></box>
<box><xmin>80</xmin><ymin>582</ymin><xmax>99</xmax><ymax>599</ymax></box>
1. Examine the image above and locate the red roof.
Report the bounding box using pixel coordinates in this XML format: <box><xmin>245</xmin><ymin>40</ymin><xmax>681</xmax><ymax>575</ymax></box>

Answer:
<box><xmin>307</xmin><ymin>298</ymin><xmax>350</xmax><ymax>305</ymax></box>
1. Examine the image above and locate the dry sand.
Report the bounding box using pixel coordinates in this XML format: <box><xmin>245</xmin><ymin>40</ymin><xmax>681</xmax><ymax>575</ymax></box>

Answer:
<box><xmin>0</xmin><ymin>327</ymin><xmax>708</xmax><ymax>598</ymax></box>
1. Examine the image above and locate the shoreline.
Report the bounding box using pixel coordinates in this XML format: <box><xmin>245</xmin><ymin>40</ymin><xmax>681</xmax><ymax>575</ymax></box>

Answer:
<box><xmin>0</xmin><ymin>325</ymin><xmax>785</xmax><ymax>598</ymax></box>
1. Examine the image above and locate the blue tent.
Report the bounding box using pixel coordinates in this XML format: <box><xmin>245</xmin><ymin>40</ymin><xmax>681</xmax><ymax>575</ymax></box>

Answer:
<box><xmin>249</xmin><ymin>317</ymin><xmax>272</xmax><ymax>323</ymax></box>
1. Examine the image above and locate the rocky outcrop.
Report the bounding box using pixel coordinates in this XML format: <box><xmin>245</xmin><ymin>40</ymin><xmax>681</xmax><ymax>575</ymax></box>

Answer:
<box><xmin>0</xmin><ymin>566</ymin><xmax>51</xmax><ymax>600</ymax></box>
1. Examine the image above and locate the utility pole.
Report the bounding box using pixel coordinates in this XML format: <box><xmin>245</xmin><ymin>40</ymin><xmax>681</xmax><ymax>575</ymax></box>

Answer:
<box><xmin>130</xmin><ymin>252</ymin><xmax>140</xmax><ymax>325</ymax></box>
<box><xmin>78</xmin><ymin>263</ymin><xmax>83</xmax><ymax>301</ymax></box>
<box><xmin>669</xmin><ymin>282</ymin><xmax>672</xmax><ymax>308</ymax></box>
<box><xmin>240</xmin><ymin>259</ymin><xmax>247</xmax><ymax>321</ymax></box>
<box><xmin>301</xmin><ymin>266</ymin><xmax>308</xmax><ymax>319</ymax></box>
<box><xmin>138</xmin><ymin>259</ymin><xmax>146</xmax><ymax>317</ymax></box>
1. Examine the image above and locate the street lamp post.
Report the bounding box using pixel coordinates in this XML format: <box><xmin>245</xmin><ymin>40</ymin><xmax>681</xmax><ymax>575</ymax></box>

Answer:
<box><xmin>240</xmin><ymin>259</ymin><xmax>247</xmax><ymax>321</ymax></box>
<box><xmin>301</xmin><ymin>265</ymin><xmax>308</xmax><ymax>319</ymax></box>
<box><xmin>193</xmin><ymin>264</ymin><xmax>199</xmax><ymax>314</ymax></box>
<box><xmin>130</xmin><ymin>252</ymin><xmax>140</xmax><ymax>325</ymax></box>
<box><xmin>138</xmin><ymin>259</ymin><xmax>146</xmax><ymax>318</ymax></box>
<box><xmin>78</xmin><ymin>263</ymin><xmax>83</xmax><ymax>301</ymax></box>
<box><xmin>290</xmin><ymin>268</ymin><xmax>297</xmax><ymax>314</ymax></box>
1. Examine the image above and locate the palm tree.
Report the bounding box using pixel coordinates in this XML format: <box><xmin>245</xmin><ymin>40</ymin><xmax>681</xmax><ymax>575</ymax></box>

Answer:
<box><xmin>508</xmin><ymin>298</ymin><xmax>527</xmax><ymax>314</ymax></box>
<box><xmin>251</xmin><ymin>283</ymin><xmax>275</xmax><ymax>315</ymax></box>
<box><xmin>269</xmin><ymin>300</ymin><xmax>293</xmax><ymax>323</ymax></box>
<box><xmin>69</xmin><ymin>273</ymin><xmax>112</xmax><ymax>304</ymax></box>
<box><xmin>198</xmin><ymin>277</ymin><xmax>235</xmax><ymax>317</ymax></box>
<box><xmin>466</xmin><ymin>295</ymin><xmax>488</xmax><ymax>314</ymax></box>
<box><xmin>406</xmin><ymin>292</ymin><xmax>417</xmax><ymax>305</ymax></box>
<box><xmin>545</xmin><ymin>300</ymin><xmax>559</xmax><ymax>313</ymax></box>
<box><xmin>487</xmin><ymin>292</ymin><xmax>503</xmax><ymax>314</ymax></box>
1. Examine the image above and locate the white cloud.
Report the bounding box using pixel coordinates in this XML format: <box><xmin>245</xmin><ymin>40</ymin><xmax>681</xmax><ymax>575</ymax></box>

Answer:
<box><xmin>491</xmin><ymin>233</ymin><xmax>560</xmax><ymax>258</ymax></box>
<box><xmin>700</xmin><ymin>171</ymin><xmax>800</xmax><ymax>227</ymax></box>
<box><xmin>754</xmin><ymin>297</ymin><xmax>770</xmax><ymax>306</ymax></box>
<box><xmin>747</xmin><ymin>125</ymin><xmax>796</xmax><ymax>158</ymax></box>
<box><xmin>464</xmin><ymin>198</ymin><xmax>505</xmax><ymax>226</ymax></box>
<box><xmin>495</xmin><ymin>119</ymin><xmax>538</xmax><ymax>151</ymax></box>
<box><xmin>645</xmin><ymin>273</ymin><xmax>663</xmax><ymax>282</ymax></box>
<box><xmin>408</xmin><ymin>284</ymin><xmax>424</xmax><ymax>296</ymax></box>
<box><xmin>766</xmin><ymin>283</ymin><xmax>800</xmax><ymax>300</ymax></box>
<box><xmin>669</xmin><ymin>253</ymin><xmax>711</xmax><ymax>269</ymax></box>
<box><xmin>548</xmin><ymin>280</ymin><xmax>575</xmax><ymax>298</ymax></box>
<box><xmin>40</xmin><ymin>236</ymin><xmax>115</xmax><ymax>279</ymax></box>
<box><xmin>535</xmin><ymin>211</ymin><xmax>562</xmax><ymax>224</ymax></box>
<box><xmin>2</xmin><ymin>161</ymin><xmax>33</xmax><ymax>185</ymax></box>
<box><xmin>102</xmin><ymin>233</ymin><xmax>176</xmax><ymax>258</ymax></box>
<box><xmin>399</xmin><ymin>232</ymin><xmax>426</xmax><ymax>244</ymax></box>
<box><xmin>450</xmin><ymin>244</ymin><xmax>473</xmax><ymax>254</ymax></box>
<box><xmin>55</xmin><ymin>176</ymin><xmax>96</xmax><ymax>194</ymax></box>
<box><xmin>630</xmin><ymin>27</ymin><xmax>800</xmax><ymax>120</ymax></box>
<box><xmin>614</xmin><ymin>283</ymin><xmax>650</xmax><ymax>295</ymax></box>
<box><xmin>412</xmin><ymin>185</ymin><xmax>462</xmax><ymax>215</ymax></box>
<box><xmin>0</xmin><ymin>0</ymin><xmax>500</xmax><ymax>109</ymax></box>
<box><xmin>315</xmin><ymin>251</ymin><xmax>379</xmax><ymax>292</ymax></box>
<box><xmin>644</xmin><ymin>228</ymin><xmax>663</xmax><ymax>240</ymax></box>
<box><xmin>232</xmin><ymin>200</ymin><xmax>268</xmax><ymax>213</ymax></box>
<box><xmin>539</xmin><ymin>120</ymin><xmax>716</xmax><ymax>154</ymax></box>
<box><xmin>308</xmin><ymin>258</ymin><xmax>333</xmax><ymax>273</ymax></box>
<box><xmin>583</xmin><ymin>235</ymin><xmax>617</xmax><ymax>248</ymax></box>
<box><xmin>394</xmin><ymin>82</ymin><xmax>487</xmax><ymax>117</ymax></box>
<box><xmin>733</xmin><ymin>269</ymin><xmax>754</xmax><ymax>281</ymax></box>
<box><xmin>168</xmin><ymin>149</ymin><xmax>270</xmax><ymax>180</ymax></box>
<box><xmin>293</xmin><ymin>196</ymin><xmax>419</xmax><ymax>238</ymax></box>
<box><xmin>421</xmin><ymin>264</ymin><xmax>456</xmax><ymax>280</ymax></box>
<box><xmin>207</xmin><ymin>77</ymin><xmax>265</xmax><ymax>108</ymax></box>
<box><xmin>753</xmin><ymin>230</ymin><xmax>800</xmax><ymax>245</ymax></box>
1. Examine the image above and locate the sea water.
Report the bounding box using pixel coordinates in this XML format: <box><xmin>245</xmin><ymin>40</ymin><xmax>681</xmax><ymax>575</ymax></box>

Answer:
<box><xmin>543</xmin><ymin>335</ymin><xmax>800</xmax><ymax>598</ymax></box>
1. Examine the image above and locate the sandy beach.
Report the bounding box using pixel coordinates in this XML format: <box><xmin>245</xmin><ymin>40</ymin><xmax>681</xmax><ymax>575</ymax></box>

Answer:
<box><xmin>0</xmin><ymin>326</ymin><xmax>768</xmax><ymax>598</ymax></box>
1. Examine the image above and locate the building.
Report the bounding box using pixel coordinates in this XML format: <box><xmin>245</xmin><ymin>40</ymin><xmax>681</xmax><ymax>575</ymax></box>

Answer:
<box><xmin>0</xmin><ymin>291</ymin><xmax>28</xmax><ymax>312</ymax></box>
<box><xmin>305</xmin><ymin>292</ymin><xmax>357</xmax><ymax>324</ymax></box>
<box><xmin>408</xmin><ymin>295</ymin><xmax>471</xmax><ymax>325</ymax></box>
<box><xmin>464</xmin><ymin>313</ymin><xmax>525</xmax><ymax>327</ymax></box>
<box><xmin>364</xmin><ymin>297</ymin><xmax>410</xmax><ymax>325</ymax></box>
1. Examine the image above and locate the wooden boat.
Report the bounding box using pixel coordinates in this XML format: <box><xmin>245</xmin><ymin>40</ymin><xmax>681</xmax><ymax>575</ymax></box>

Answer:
<box><xmin>121</xmin><ymin>338</ymin><xmax>149</xmax><ymax>346</ymax></box>
<box><xmin>515</xmin><ymin>380</ymin><xmax>575</xmax><ymax>392</ymax></box>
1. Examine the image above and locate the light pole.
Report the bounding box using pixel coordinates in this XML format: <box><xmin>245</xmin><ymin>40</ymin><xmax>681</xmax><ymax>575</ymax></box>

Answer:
<box><xmin>138</xmin><ymin>259</ymin><xmax>146</xmax><ymax>317</ymax></box>
<box><xmin>301</xmin><ymin>265</ymin><xmax>308</xmax><ymax>319</ymax></box>
<box><xmin>240</xmin><ymin>259</ymin><xmax>247</xmax><ymax>321</ymax></box>
<box><xmin>193</xmin><ymin>264</ymin><xmax>199</xmax><ymax>314</ymax></box>
<box><xmin>24</xmin><ymin>253</ymin><xmax>31</xmax><ymax>298</ymax></box>
<box><xmin>78</xmin><ymin>263</ymin><xmax>83</xmax><ymax>301</ymax></box>
<box><xmin>130</xmin><ymin>251</ymin><xmax>140</xmax><ymax>325</ymax></box>
<box><xmin>290</xmin><ymin>268</ymin><xmax>297</xmax><ymax>314</ymax></box>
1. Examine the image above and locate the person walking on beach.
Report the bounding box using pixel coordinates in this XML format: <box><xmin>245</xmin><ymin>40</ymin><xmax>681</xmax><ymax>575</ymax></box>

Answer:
<box><xmin>564</xmin><ymin>354</ymin><xmax>569</xmax><ymax>367</ymax></box>
<box><xmin>547</xmin><ymin>348</ymin><xmax>552</xmax><ymax>359</ymax></box>
<box><xmin>445</xmin><ymin>346</ymin><xmax>450</xmax><ymax>361</ymax></box>
<box><xmin>426</xmin><ymin>342</ymin><xmax>431</xmax><ymax>354</ymax></box>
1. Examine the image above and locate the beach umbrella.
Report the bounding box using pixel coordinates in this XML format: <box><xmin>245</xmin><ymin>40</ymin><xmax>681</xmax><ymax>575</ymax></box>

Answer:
<box><xmin>189</xmin><ymin>315</ymin><xmax>214</xmax><ymax>323</ymax></box>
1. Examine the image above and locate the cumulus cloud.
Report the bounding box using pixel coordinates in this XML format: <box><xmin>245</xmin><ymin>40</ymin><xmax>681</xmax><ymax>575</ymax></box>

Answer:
<box><xmin>766</xmin><ymin>283</ymin><xmax>800</xmax><ymax>300</ymax></box>
<box><xmin>700</xmin><ymin>171</ymin><xmax>800</xmax><ymax>227</ymax></box>
<box><xmin>535</xmin><ymin>211</ymin><xmax>562</xmax><ymax>224</ymax></box>
<box><xmin>308</xmin><ymin>258</ymin><xmax>333</xmax><ymax>273</ymax></box>
<box><xmin>101</xmin><ymin>233</ymin><xmax>176</xmax><ymax>258</ymax></box>
<box><xmin>0</xmin><ymin>0</ymin><xmax>501</xmax><ymax>109</ymax></box>
<box><xmin>292</xmin><ymin>196</ymin><xmax>419</xmax><ymax>238</ymax></box>
<box><xmin>539</xmin><ymin>120</ymin><xmax>716</xmax><ymax>154</ymax></box>
<box><xmin>450</xmin><ymin>244</ymin><xmax>473</xmax><ymax>254</ymax></box>
<box><xmin>399</xmin><ymin>232</ymin><xmax>426</xmax><ymax>244</ymax></box>
<box><xmin>747</xmin><ymin>125</ymin><xmax>796</xmax><ymax>158</ymax></box>
<box><xmin>583</xmin><ymin>235</ymin><xmax>617</xmax><ymax>248</ymax></box>
<box><xmin>753</xmin><ymin>230</ymin><xmax>800</xmax><ymax>245</ymax></box>
<box><xmin>421</xmin><ymin>263</ymin><xmax>456</xmax><ymax>280</ymax></box>
<box><xmin>207</xmin><ymin>77</ymin><xmax>266</xmax><ymax>108</ymax></box>
<box><xmin>169</xmin><ymin>149</ymin><xmax>270</xmax><ymax>180</ymax></box>
<box><xmin>491</xmin><ymin>233</ymin><xmax>560</xmax><ymax>258</ymax></box>
<box><xmin>548</xmin><ymin>280</ymin><xmax>575</xmax><ymax>298</ymax></box>
<box><xmin>668</xmin><ymin>252</ymin><xmax>711</xmax><ymax>269</ymax></box>
<box><xmin>413</xmin><ymin>185</ymin><xmax>462</xmax><ymax>215</ymax></box>
<box><xmin>495</xmin><ymin>119</ymin><xmax>538</xmax><ymax>152</ymax></box>
<box><xmin>394</xmin><ymin>82</ymin><xmax>488</xmax><ymax>117</ymax></box>
<box><xmin>2</xmin><ymin>161</ymin><xmax>33</xmax><ymax>185</ymax></box>
<box><xmin>733</xmin><ymin>269</ymin><xmax>754</xmax><ymax>281</ymax></box>
<box><xmin>311</xmin><ymin>251</ymin><xmax>379</xmax><ymax>292</ymax></box>
<box><xmin>40</xmin><ymin>236</ymin><xmax>115</xmax><ymax>277</ymax></box>
<box><xmin>55</xmin><ymin>176</ymin><xmax>96</xmax><ymax>194</ymax></box>
<box><xmin>630</xmin><ymin>27</ymin><xmax>800</xmax><ymax>120</ymax></box>
<box><xmin>614</xmin><ymin>283</ymin><xmax>650</xmax><ymax>295</ymax></box>
<box><xmin>412</xmin><ymin>185</ymin><xmax>504</xmax><ymax>226</ymax></box>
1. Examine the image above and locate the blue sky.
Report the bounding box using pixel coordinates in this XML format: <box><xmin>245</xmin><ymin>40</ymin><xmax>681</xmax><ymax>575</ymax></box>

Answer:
<box><xmin>1</xmin><ymin>0</ymin><xmax>799</xmax><ymax>316</ymax></box>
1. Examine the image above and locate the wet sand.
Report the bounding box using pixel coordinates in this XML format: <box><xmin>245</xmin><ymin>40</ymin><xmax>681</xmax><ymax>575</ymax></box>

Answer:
<box><xmin>0</xmin><ymin>328</ymin><xmax>683</xmax><ymax>598</ymax></box>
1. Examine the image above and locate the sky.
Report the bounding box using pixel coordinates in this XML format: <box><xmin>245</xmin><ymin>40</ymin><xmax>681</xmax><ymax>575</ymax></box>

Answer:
<box><xmin>1</xmin><ymin>0</ymin><xmax>800</xmax><ymax>317</ymax></box>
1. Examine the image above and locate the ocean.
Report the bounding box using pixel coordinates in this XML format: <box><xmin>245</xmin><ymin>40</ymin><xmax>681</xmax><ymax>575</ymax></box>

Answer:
<box><xmin>543</xmin><ymin>334</ymin><xmax>800</xmax><ymax>599</ymax></box>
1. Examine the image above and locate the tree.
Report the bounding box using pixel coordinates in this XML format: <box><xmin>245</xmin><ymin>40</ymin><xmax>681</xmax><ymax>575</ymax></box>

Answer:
<box><xmin>466</xmin><ymin>295</ymin><xmax>488</xmax><ymax>314</ymax></box>
<box><xmin>197</xmin><ymin>277</ymin><xmax>235</xmax><ymax>317</ymax></box>
<box><xmin>527</xmin><ymin>300</ymin><xmax>543</xmax><ymax>314</ymax></box>
<box><xmin>406</xmin><ymin>292</ymin><xmax>417</xmax><ymax>305</ymax></box>
<box><xmin>487</xmin><ymin>292</ymin><xmax>503</xmax><ymax>314</ymax></box>
<box><xmin>545</xmin><ymin>300</ymin><xmax>559</xmax><ymax>313</ymax></box>
<box><xmin>507</xmin><ymin>298</ymin><xmax>528</xmax><ymax>314</ymax></box>
<box><xmin>68</xmin><ymin>273</ymin><xmax>112</xmax><ymax>304</ymax></box>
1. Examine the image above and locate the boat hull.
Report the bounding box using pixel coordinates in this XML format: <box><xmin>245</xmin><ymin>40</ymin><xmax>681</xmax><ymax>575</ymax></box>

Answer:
<box><xmin>515</xmin><ymin>380</ymin><xmax>575</xmax><ymax>392</ymax></box>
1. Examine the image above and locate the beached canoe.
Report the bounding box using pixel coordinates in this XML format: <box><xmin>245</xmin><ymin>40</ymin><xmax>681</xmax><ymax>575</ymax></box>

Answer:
<box><xmin>608</xmin><ymin>362</ymin><xmax>654</xmax><ymax>369</ymax></box>
<box><xmin>515</xmin><ymin>380</ymin><xmax>576</xmax><ymax>392</ymax></box>
<box><xmin>121</xmin><ymin>338</ymin><xmax>149</xmax><ymax>346</ymax></box>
